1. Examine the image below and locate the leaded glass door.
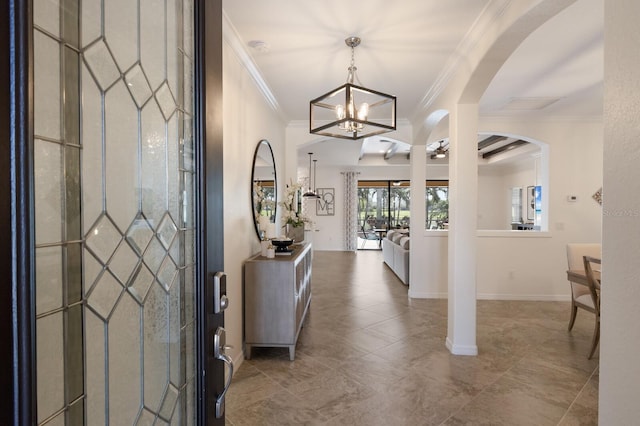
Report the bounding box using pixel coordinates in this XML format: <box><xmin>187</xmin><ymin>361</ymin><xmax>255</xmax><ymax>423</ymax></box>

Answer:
<box><xmin>25</xmin><ymin>0</ymin><xmax>222</xmax><ymax>424</ymax></box>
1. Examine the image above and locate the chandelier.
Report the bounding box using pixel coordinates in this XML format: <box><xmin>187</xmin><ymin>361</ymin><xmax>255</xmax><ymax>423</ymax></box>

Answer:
<box><xmin>310</xmin><ymin>36</ymin><xmax>396</xmax><ymax>140</ymax></box>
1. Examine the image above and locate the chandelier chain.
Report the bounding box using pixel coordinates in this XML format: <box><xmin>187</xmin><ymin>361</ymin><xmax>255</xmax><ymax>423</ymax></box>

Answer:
<box><xmin>346</xmin><ymin>42</ymin><xmax>362</xmax><ymax>86</ymax></box>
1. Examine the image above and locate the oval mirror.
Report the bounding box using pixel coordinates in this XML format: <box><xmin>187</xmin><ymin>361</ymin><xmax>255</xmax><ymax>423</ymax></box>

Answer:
<box><xmin>251</xmin><ymin>140</ymin><xmax>277</xmax><ymax>240</ymax></box>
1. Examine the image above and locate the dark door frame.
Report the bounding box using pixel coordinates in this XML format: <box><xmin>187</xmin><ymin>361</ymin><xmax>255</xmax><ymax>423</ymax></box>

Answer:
<box><xmin>2</xmin><ymin>1</ymin><xmax>36</xmax><ymax>425</ymax></box>
<box><xmin>1</xmin><ymin>1</ymin><xmax>225</xmax><ymax>424</ymax></box>
<box><xmin>195</xmin><ymin>0</ymin><xmax>225</xmax><ymax>425</ymax></box>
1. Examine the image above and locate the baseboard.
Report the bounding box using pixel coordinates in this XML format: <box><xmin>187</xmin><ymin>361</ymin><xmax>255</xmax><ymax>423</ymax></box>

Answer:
<box><xmin>231</xmin><ymin>351</ymin><xmax>245</xmax><ymax>376</ymax></box>
<box><xmin>445</xmin><ymin>337</ymin><xmax>478</xmax><ymax>356</ymax></box>
<box><xmin>476</xmin><ymin>293</ymin><xmax>571</xmax><ymax>302</ymax></box>
<box><xmin>408</xmin><ymin>291</ymin><xmax>569</xmax><ymax>302</ymax></box>
<box><xmin>408</xmin><ymin>290</ymin><xmax>447</xmax><ymax>299</ymax></box>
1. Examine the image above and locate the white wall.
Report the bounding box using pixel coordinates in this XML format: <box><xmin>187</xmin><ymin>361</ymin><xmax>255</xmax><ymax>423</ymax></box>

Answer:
<box><xmin>223</xmin><ymin>39</ymin><xmax>286</xmax><ymax>367</ymax></box>
<box><xmin>477</xmin><ymin>169</ymin><xmax>510</xmax><ymax>229</ymax></box>
<box><xmin>478</xmin><ymin>159</ymin><xmax>537</xmax><ymax>230</ymax></box>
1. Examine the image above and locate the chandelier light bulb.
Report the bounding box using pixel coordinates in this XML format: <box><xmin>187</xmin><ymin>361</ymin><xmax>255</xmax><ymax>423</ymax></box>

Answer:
<box><xmin>357</xmin><ymin>103</ymin><xmax>369</xmax><ymax>121</ymax></box>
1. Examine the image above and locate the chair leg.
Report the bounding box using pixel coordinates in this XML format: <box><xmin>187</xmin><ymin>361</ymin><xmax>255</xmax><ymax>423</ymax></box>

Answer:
<box><xmin>568</xmin><ymin>304</ymin><xmax>578</xmax><ymax>331</ymax></box>
<box><xmin>588</xmin><ymin>319</ymin><xmax>600</xmax><ymax>359</ymax></box>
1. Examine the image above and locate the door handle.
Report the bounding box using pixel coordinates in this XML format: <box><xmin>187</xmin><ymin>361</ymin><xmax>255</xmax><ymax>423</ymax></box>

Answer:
<box><xmin>213</xmin><ymin>327</ymin><xmax>234</xmax><ymax>419</ymax></box>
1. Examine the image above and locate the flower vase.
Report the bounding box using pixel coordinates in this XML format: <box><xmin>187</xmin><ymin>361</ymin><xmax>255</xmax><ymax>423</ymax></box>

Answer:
<box><xmin>286</xmin><ymin>224</ymin><xmax>305</xmax><ymax>243</ymax></box>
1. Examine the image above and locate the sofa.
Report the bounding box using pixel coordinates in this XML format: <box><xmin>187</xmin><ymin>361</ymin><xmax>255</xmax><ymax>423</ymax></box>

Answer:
<box><xmin>382</xmin><ymin>229</ymin><xmax>410</xmax><ymax>285</ymax></box>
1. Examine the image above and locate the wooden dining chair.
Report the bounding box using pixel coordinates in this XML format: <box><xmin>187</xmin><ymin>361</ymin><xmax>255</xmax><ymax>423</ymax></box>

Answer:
<box><xmin>582</xmin><ymin>255</ymin><xmax>601</xmax><ymax>359</ymax></box>
<box><xmin>566</xmin><ymin>243</ymin><xmax>601</xmax><ymax>330</ymax></box>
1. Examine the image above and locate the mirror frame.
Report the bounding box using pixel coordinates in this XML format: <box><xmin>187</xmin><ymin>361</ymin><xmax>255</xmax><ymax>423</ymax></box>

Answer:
<box><xmin>251</xmin><ymin>140</ymin><xmax>277</xmax><ymax>241</ymax></box>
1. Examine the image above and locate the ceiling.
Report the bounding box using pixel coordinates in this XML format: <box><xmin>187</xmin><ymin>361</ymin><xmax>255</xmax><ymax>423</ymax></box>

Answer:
<box><xmin>223</xmin><ymin>0</ymin><xmax>603</xmax><ymax>166</ymax></box>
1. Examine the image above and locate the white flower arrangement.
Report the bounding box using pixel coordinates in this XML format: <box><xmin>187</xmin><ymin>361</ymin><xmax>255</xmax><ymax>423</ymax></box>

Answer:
<box><xmin>279</xmin><ymin>180</ymin><xmax>312</xmax><ymax>228</ymax></box>
<box><xmin>253</xmin><ymin>181</ymin><xmax>265</xmax><ymax>221</ymax></box>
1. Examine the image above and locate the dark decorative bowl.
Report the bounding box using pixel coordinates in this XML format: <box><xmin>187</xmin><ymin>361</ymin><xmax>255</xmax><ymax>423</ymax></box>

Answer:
<box><xmin>271</xmin><ymin>238</ymin><xmax>294</xmax><ymax>252</ymax></box>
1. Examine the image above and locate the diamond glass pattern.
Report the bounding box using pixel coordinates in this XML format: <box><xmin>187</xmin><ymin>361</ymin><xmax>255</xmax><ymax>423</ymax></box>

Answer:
<box><xmin>144</xmin><ymin>237</ymin><xmax>166</xmax><ymax>274</ymax></box>
<box><xmin>159</xmin><ymin>383</ymin><xmax>180</xmax><ymax>421</ymax></box>
<box><xmin>108</xmin><ymin>240</ymin><xmax>138</xmax><ymax>285</ymax></box>
<box><xmin>136</xmin><ymin>409</ymin><xmax>156</xmax><ymax>425</ymax></box>
<box><xmin>125</xmin><ymin>64</ymin><xmax>153</xmax><ymax>108</ymax></box>
<box><xmin>169</xmin><ymin>233</ymin><xmax>181</xmax><ymax>265</ymax></box>
<box><xmin>87</xmin><ymin>271</ymin><xmax>124</xmax><ymax>320</ymax></box>
<box><xmin>128</xmin><ymin>264</ymin><xmax>154</xmax><ymax>304</ymax></box>
<box><xmin>157</xmin><ymin>256</ymin><xmax>178</xmax><ymax>291</ymax></box>
<box><xmin>158</xmin><ymin>214</ymin><xmax>178</xmax><ymax>250</ymax></box>
<box><xmin>86</xmin><ymin>215</ymin><xmax>122</xmax><ymax>264</ymax></box>
<box><xmin>156</xmin><ymin>81</ymin><xmax>177</xmax><ymax>121</ymax></box>
<box><xmin>126</xmin><ymin>215</ymin><xmax>154</xmax><ymax>256</ymax></box>
<box><xmin>83</xmin><ymin>250</ymin><xmax>103</xmax><ymax>297</ymax></box>
<box><xmin>83</xmin><ymin>39</ymin><xmax>121</xmax><ymax>91</ymax></box>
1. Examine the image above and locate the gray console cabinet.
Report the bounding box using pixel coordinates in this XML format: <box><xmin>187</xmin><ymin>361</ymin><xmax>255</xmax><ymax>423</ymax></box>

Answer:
<box><xmin>243</xmin><ymin>242</ymin><xmax>312</xmax><ymax>360</ymax></box>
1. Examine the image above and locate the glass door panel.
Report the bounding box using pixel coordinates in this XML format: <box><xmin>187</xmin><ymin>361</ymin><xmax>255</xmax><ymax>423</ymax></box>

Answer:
<box><xmin>33</xmin><ymin>0</ymin><xmax>196</xmax><ymax>424</ymax></box>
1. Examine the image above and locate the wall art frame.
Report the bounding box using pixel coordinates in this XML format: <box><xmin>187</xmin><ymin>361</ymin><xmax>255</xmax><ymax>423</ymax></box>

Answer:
<box><xmin>316</xmin><ymin>188</ymin><xmax>335</xmax><ymax>216</ymax></box>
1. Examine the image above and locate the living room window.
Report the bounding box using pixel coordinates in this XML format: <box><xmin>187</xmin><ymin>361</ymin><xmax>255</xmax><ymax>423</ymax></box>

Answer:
<box><xmin>426</xmin><ymin>180</ymin><xmax>449</xmax><ymax>230</ymax></box>
<box><xmin>356</xmin><ymin>181</ymin><xmax>410</xmax><ymax>249</ymax></box>
<box><xmin>357</xmin><ymin>181</ymin><xmax>411</xmax><ymax>231</ymax></box>
<box><xmin>356</xmin><ymin>180</ymin><xmax>450</xmax><ymax>233</ymax></box>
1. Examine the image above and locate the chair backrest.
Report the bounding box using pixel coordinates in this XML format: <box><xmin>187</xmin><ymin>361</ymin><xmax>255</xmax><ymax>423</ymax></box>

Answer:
<box><xmin>583</xmin><ymin>255</ymin><xmax>601</xmax><ymax>315</ymax></box>
<box><xmin>567</xmin><ymin>243</ymin><xmax>601</xmax><ymax>270</ymax></box>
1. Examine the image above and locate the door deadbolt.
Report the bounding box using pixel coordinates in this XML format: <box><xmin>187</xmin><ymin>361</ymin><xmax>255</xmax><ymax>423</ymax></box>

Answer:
<box><xmin>212</xmin><ymin>271</ymin><xmax>228</xmax><ymax>314</ymax></box>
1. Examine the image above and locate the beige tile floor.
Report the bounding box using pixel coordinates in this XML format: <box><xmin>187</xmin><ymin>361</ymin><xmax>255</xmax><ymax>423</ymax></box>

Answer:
<box><xmin>227</xmin><ymin>250</ymin><xmax>599</xmax><ymax>425</ymax></box>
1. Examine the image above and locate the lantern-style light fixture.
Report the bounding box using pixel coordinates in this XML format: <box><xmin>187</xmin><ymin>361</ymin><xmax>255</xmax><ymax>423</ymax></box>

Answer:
<box><xmin>310</xmin><ymin>36</ymin><xmax>396</xmax><ymax>140</ymax></box>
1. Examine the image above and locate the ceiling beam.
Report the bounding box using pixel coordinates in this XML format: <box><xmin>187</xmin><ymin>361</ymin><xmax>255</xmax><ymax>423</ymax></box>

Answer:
<box><xmin>384</xmin><ymin>142</ymin><xmax>398</xmax><ymax>160</ymax></box>
<box><xmin>478</xmin><ymin>135</ymin><xmax>507</xmax><ymax>150</ymax></box>
<box><xmin>482</xmin><ymin>140</ymin><xmax>528</xmax><ymax>159</ymax></box>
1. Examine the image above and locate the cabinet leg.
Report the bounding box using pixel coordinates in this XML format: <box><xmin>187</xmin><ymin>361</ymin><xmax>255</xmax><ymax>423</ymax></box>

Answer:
<box><xmin>288</xmin><ymin>346</ymin><xmax>295</xmax><ymax>361</ymax></box>
<box><xmin>245</xmin><ymin>344</ymin><xmax>252</xmax><ymax>360</ymax></box>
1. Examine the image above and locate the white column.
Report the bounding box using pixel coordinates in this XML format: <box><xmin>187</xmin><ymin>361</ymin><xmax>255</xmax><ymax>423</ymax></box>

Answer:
<box><xmin>600</xmin><ymin>0</ymin><xmax>640</xmax><ymax>422</ymax></box>
<box><xmin>408</xmin><ymin>143</ymin><xmax>426</xmax><ymax>298</ymax></box>
<box><xmin>446</xmin><ymin>103</ymin><xmax>478</xmax><ymax>356</ymax></box>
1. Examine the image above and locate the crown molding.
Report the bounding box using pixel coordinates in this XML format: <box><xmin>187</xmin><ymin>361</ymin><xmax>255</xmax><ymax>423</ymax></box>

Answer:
<box><xmin>480</xmin><ymin>113</ymin><xmax>603</xmax><ymax>123</ymax></box>
<box><xmin>222</xmin><ymin>11</ymin><xmax>288</xmax><ymax>123</ymax></box>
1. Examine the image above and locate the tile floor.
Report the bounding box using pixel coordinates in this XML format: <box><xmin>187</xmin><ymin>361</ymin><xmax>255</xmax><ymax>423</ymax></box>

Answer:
<box><xmin>227</xmin><ymin>250</ymin><xmax>599</xmax><ymax>425</ymax></box>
